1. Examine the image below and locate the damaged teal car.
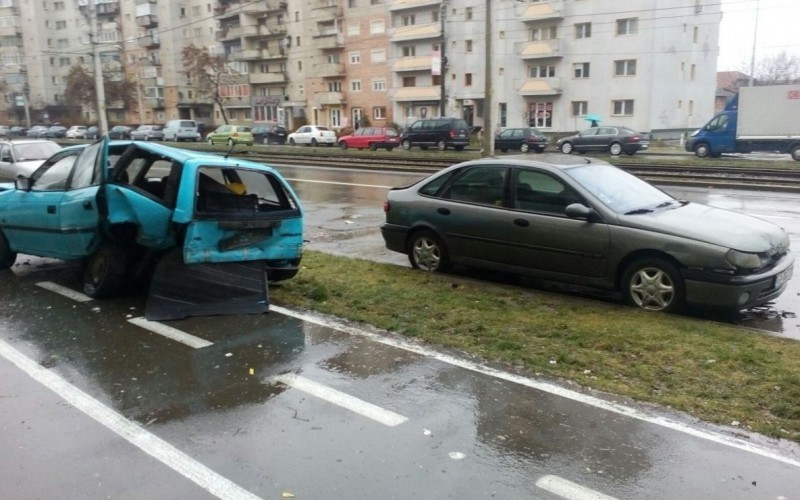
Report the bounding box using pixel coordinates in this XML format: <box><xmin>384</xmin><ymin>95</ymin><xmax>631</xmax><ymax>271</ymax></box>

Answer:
<box><xmin>0</xmin><ymin>138</ymin><xmax>304</xmax><ymax>320</ymax></box>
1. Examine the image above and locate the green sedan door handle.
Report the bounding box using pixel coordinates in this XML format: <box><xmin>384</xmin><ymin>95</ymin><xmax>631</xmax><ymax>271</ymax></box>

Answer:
<box><xmin>83</xmin><ymin>201</ymin><xmax>93</xmax><ymax>210</ymax></box>
<box><xmin>47</xmin><ymin>205</ymin><xmax>56</xmax><ymax>214</ymax></box>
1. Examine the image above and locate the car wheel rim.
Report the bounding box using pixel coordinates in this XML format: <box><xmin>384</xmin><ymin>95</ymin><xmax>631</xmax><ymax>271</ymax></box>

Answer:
<box><xmin>412</xmin><ymin>238</ymin><xmax>440</xmax><ymax>271</ymax></box>
<box><xmin>562</xmin><ymin>143</ymin><xmax>572</xmax><ymax>154</ymax></box>
<box><xmin>610</xmin><ymin>144</ymin><xmax>622</xmax><ymax>155</ymax></box>
<box><xmin>521</xmin><ymin>144</ymin><xmax>529</xmax><ymax>153</ymax></box>
<box><xmin>629</xmin><ymin>267</ymin><xmax>674</xmax><ymax>311</ymax></box>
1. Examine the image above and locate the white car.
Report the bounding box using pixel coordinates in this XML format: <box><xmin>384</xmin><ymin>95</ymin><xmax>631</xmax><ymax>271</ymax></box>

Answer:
<box><xmin>65</xmin><ymin>126</ymin><xmax>87</xmax><ymax>139</ymax></box>
<box><xmin>287</xmin><ymin>125</ymin><xmax>337</xmax><ymax>147</ymax></box>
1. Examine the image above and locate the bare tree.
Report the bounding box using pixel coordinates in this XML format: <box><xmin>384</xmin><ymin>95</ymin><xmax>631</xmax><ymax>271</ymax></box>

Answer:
<box><xmin>181</xmin><ymin>44</ymin><xmax>237</xmax><ymax>125</ymax></box>
<box><xmin>742</xmin><ymin>51</ymin><xmax>800</xmax><ymax>85</ymax></box>
<box><xmin>64</xmin><ymin>64</ymin><xmax>139</xmax><ymax>124</ymax></box>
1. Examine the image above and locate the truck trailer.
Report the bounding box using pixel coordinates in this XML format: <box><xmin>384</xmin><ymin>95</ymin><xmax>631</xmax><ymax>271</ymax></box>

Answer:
<box><xmin>685</xmin><ymin>84</ymin><xmax>800</xmax><ymax>161</ymax></box>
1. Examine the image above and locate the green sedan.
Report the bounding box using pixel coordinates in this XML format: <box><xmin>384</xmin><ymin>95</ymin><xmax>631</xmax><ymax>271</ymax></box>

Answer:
<box><xmin>206</xmin><ymin>125</ymin><xmax>254</xmax><ymax>146</ymax></box>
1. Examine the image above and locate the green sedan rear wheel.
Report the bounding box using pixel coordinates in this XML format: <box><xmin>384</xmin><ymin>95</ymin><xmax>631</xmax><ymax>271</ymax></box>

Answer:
<box><xmin>408</xmin><ymin>230</ymin><xmax>449</xmax><ymax>273</ymax></box>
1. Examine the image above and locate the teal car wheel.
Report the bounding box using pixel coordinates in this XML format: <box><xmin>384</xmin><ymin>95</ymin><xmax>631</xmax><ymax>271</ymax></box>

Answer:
<box><xmin>83</xmin><ymin>244</ymin><xmax>127</xmax><ymax>298</ymax></box>
<box><xmin>0</xmin><ymin>231</ymin><xmax>17</xmax><ymax>269</ymax></box>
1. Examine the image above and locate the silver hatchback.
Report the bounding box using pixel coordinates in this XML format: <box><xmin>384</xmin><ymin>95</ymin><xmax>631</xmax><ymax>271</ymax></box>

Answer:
<box><xmin>381</xmin><ymin>155</ymin><xmax>793</xmax><ymax>312</ymax></box>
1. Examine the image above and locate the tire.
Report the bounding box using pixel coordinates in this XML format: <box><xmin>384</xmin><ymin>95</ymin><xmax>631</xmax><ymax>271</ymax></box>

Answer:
<box><xmin>207</xmin><ymin>137</ymin><xmax>214</xmax><ymax>145</ymax></box>
<box><xmin>311</xmin><ymin>138</ymin><xmax>318</xmax><ymax>147</ymax></box>
<box><xmin>386</xmin><ymin>147</ymin><xmax>394</xmax><ymax>152</ymax></box>
<box><xmin>262</xmin><ymin>137</ymin><xmax>270</xmax><ymax>145</ymax></box>
<box><xmin>227</xmin><ymin>138</ymin><xmax>235</xmax><ymax>146</ymax></box>
<box><xmin>500</xmin><ymin>148</ymin><xmax>508</xmax><ymax>152</ymax></box>
<box><xmin>520</xmin><ymin>143</ymin><xmax>530</xmax><ymax>153</ymax></box>
<box><xmin>436</xmin><ymin>139</ymin><xmax>447</xmax><ymax>151</ymax></box>
<box><xmin>144</xmin><ymin>136</ymin><xmax>150</xmax><ymax>141</ymax></box>
<box><xmin>369</xmin><ymin>143</ymin><xmax>378</xmax><ymax>151</ymax></box>
<box><xmin>621</xmin><ymin>258</ymin><xmax>684</xmax><ymax>313</ymax></box>
<box><xmin>609</xmin><ymin>142</ymin><xmax>623</xmax><ymax>155</ymax></box>
<box><xmin>339</xmin><ymin>141</ymin><xmax>348</xmax><ymax>150</ymax></box>
<box><xmin>289</xmin><ymin>138</ymin><xmax>296</xmax><ymax>146</ymax></box>
<box><xmin>694</xmin><ymin>143</ymin><xmax>711</xmax><ymax>158</ymax></box>
<box><xmin>408</xmin><ymin>230</ymin><xmax>449</xmax><ymax>273</ymax></box>
<box><xmin>790</xmin><ymin>144</ymin><xmax>800</xmax><ymax>161</ymax></box>
<box><xmin>560</xmin><ymin>142</ymin><xmax>573</xmax><ymax>154</ymax></box>
<box><xmin>83</xmin><ymin>244</ymin><xmax>127</xmax><ymax>298</ymax></box>
<box><xmin>0</xmin><ymin>231</ymin><xmax>17</xmax><ymax>269</ymax></box>
<box><xmin>401</xmin><ymin>139</ymin><xmax>412</xmax><ymax>150</ymax></box>
<box><xmin>454</xmin><ymin>146</ymin><xmax>465</xmax><ymax>151</ymax></box>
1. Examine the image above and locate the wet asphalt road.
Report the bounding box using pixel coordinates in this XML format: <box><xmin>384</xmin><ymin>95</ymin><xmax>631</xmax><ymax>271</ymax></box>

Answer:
<box><xmin>1</xmin><ymin>163</ymin><xmax>800</xmax><ymax>499</ymax></box>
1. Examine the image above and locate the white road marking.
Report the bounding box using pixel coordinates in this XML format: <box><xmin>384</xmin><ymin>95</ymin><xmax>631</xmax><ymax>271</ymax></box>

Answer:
<box><xmin>536</xmin><ymin>475</ymin><xmax>618</xmax><ymax>500</ymax></box>
<box><xmin>0</xmin><ymin>338</ymin><xmax>262</xmax><ymax>500</ymax></box>
<box><xmin>128</xmin><ymin>317</ymin><xmax>213</xmax><ymax>349</ymax></box>
<box><xmin>270</xmin><ymin>373</ymin><xmax>408</xmax><ymax>427</ymax></box>
<box><xmin>284</xmin><ymin>177</ymin><xmax>393</xmax><ymax>189</ymax></box>
<box><xmin>36</xmin><ymin>281</ymin><xmax>93</xmax><ymax>302</ymax></box>
<box><xmin>270</xmin><ymin>305</ymin><xmax>800</xmax><ymax>469</ymax></box>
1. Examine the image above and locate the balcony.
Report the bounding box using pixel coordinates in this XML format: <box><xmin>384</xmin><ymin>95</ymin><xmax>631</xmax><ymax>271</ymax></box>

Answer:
<box><xmin>96</xmin><ymin>0</ymin><xmax>120</xmax><ymax>17</ymax></box>
<box><xmin>313</xmin><ymin>31</ymin><xmax>344</xmax><ymax>49</ymax></box>
<box><xmin>136</xmin><ymin>15</ymin><xmax>158</xmax><ymax>28</ymax></box>
<box><xmin>516</xmin><ymin>0</ymin><xmax>564</xmax><ymax>22</ymax></box>
<box><xmin>515</xmin><ymin>39</ymin><xmax>562</xmax><ymax>59</ymax></box>
<box><xmin>139</xmin><ymin>34</ymin><xmax>160</xmax><ymax>48</ymax></box>
<box><xmin>241</xmin><ymin>0</ymin><xmax>287</xmax><ymax>15</ymax></box>
<box><xmin>314</xmin><ymin>62</ymin><xmax>345</xmax><ymax>78</ymax></box>
<box><xmin>249</xmin><ymin>72</ymin><xmax>288</xmax><ymax>84</ymax></box>
<box><xmin>393</xmin><ymin>86</ymin><xmax>440</xmax><ymax>102</ymax></box>
<box><xmin>516</xmin><ymin>77</ymin><xmax>562</xmax><ymax>96</ymax></box>
<box><xmin>312</xmin><ymin>0</ymin><xmax>342</xmax><ymax>20</ymax></box>
<box><xmin>388</xmin><ymin>0</ymin><xmax>441</xmax><ymax>11</ymax></box>
<box><xmin>389</xmin><ymin>22</ymin><xmax>441</xmax><ymax>42</ymax></box>
<box><xmin>314</xmin><ymin>91</ymin><xmax>344</xmax><ymax>106</ymax></box>
<box><xmin>0</xmin><ymin>22</ymin><xmax>21</xmax><ymax>37</ymax></box>
<box><xmin>392</xmin><ymin>55</ymin><xmax>433</xmax><ymax>73</ymax></box>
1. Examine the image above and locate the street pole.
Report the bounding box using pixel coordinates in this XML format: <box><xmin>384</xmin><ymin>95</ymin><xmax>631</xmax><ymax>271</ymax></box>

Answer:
<box><xmin>439</xmin><ymin>1</ymin><xmax>447</xmax><ymax>117</ymax></box>
<box><xmin>748</xmin><ymin>0</ymin><xmax>759</xmax><ymax>87</ymax></box>
<box><xmin>21</xmin><ymin>88</ymin><xmax>31</xmax><ymax>128</ymax></box>
<box><xmin>91</xmin><ymin>0</ymin><xmax>109</xmax><ymax>135</ymax></box>
<box><xmin>482</xmin><ymin>0</ymin><xmax>493</xmax><ymax>156</ymax></box>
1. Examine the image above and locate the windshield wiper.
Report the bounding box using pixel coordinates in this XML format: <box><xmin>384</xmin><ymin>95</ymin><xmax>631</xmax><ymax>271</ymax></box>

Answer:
<box><xmin>624</xmin><ymin>207</ymin><xmax>654</xmax><ymax>215</ymax></box>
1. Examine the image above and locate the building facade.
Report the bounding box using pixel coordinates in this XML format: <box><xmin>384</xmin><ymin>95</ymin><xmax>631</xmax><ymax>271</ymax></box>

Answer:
<box><xmin>0</xmin><ymin>0</ymin><xmax>721</xmax><ymax>135</ymax></box>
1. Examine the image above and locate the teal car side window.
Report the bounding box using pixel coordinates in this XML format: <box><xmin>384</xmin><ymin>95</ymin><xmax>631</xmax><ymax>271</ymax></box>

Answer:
<box><xmin>31</xmin><ymin>156</ymin><xmax>77</xmax><ymax>191</ymax></box>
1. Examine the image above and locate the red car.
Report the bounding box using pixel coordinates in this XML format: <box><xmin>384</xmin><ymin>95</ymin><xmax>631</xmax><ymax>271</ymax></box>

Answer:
<box><xmin>338</xmin><ymin>127</ymin><xmax>400</xmax><ymax>151</ymax></box>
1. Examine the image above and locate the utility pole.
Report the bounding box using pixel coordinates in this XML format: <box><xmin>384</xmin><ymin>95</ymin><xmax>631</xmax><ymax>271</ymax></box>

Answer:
<box><xmin>439</xmin><ymin>1</ymin><xmax>447</xmax><ymax>117</ymax></box>
<box><xmin>482</xmin><ymin>0</ymin><xmax>493</xmax><ymax>156</ymax></box>
<box><xmin>748</xmin><ymin>0</ymin><xmax>760</xmax><ymax>87</ymax></box>
<box><xmin>90</xmin><ymin>0</ymin><xmax>109</xmax><ymax>135</ymax></box>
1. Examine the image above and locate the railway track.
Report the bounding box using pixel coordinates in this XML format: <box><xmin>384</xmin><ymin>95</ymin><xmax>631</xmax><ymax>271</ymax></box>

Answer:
<box><xmin>195</xmin><ymin>145</ymin><xmax>800</xmax><ymax>192</ymax></box>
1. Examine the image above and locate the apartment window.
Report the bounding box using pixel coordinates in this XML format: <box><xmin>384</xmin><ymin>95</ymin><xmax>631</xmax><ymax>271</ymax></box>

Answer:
<box><xmin>465</xmin><ymin>7</ymin><xmax>473</xmax><ymax>20</ymax></box>
<box><xmin>56</xmin><ymin>20</ymin><xmax>66</xmax><ymax>29</ymax></box>
<box><xmin>402</xmin><ymin>15</ymin><xmax>415</xmax><ymax>26</ymax></box>
<box><xmin>693</xmin><ymin>26</ymin><xmax>699</xmax><ymax>43</ymax></box>
<box><xmin>465</xmin><ymin>73</ymin><xmax>472</xmax><ymax>86</ymax></box>
<box><xmin>465</xmin><ymin>40</ymin><xmax>473</xmax><ymax>53</ymax></box>
<box><xmin>614</xmin><ymin>59</ymin><xmax>636</xmax><ymax>76</ymax></box>
<box><xmin>330</xmin><ymin>108</ymin><xmax>342</xmax><ymax>127</ymax></box>
<box><xmin>529</xmin><ymin>64</ymin><xmax>555</xmax><ymax>78</ymax></box>
<box><xmin>296</xmin><ymin>36</ymin><xmax>301</xmax><ymax>47</ymax></box>
<box><xmin>432</xmin><ymin>9</ymin><xmax>439</xmax><ymax>23</ymax></box>
<box><xmin>402</xmin><ymin>46</ymin><xmax>415</xmax><ymax>57</ymax></box>
<box><xmin>372</xmin><ymin>78</ymin><xmax>387</xmax><ymax>91</ymax></box>
<box><xmin>531</xmin><ymin>26</ymin><xmax>557</xmax><ymax>41</ymax></box>
<box><xmin>612</xmin><ymin>100</ymin><xmax>635</xmax><ymax>116</ymax></box>
<box><xmin>571</xmin><ymin>101</ymin><xmax>588</xmax><ymax>116</ymax></box>
<box><xmin>349</xmin><ymin>51</ymin><xmax>361</xmax><ymax>64</ymax></box>
<box><xmin>349</xmin><ymin>0</ymin><xmax>357</xmax><ymax>7</ymax></box>
<box><xmin>370</xmin><ymin>19</ymin><xmax>385</xmax><ymax>34</ymax></box>
<box><xmin>329</xmin><ymin>81</ymin><xmax>342</xmax><ymax>92</ymax></box>
<box><xmin>351</xmin><ymin>80</ymin><xmax>362</xmax><ymax>92</ymax></box>
<box><xmin>297</xmin><ymin>61</ymin><xmax>302</xmax><ymax>71</ymax></box>
<box><xmin>54</xmin><ymin>1</ymin><xmax>64</xmax><ymax>10</ymax></box>
<box><xmin>529</xmin><ymin>102</ymin><xmax>552</xmax><ymax>128</ymax></box>
<box><xmin>402</xmin><ymin>76</ymin><xmax>416</xmax><ymax>87</ymax></box>
<box><xmin>575</xmin><ymin>22</ymin><xmax>591</xmax><ymax>39</ymax></box>
<box><xmin>573</xmin><ymin>62</ymin><xmax>590</xmax><ymax>78</ymax></box>
<box><xmin>347</xmin><ymin>22</ymin><xmax>360</xmax><ymax>36</ymax></box>
<box><xmin>371</xmin><ymin>49</ymin><xmax>385</xmax><ymax>63</ymax></box>
<box><xmin>691</xmin><ymin>64</ymin><xmax>696</xmax><ymax>80</ymax></box>
<box><xmin>617</xmin><ymin>18</ymin><xmax>638</xmax><ymax>35</ymax></box>
<box><xmin>192</xmin><ymin>6</ymin><xmax>200</xmax><ymax>15</ymax></box>
<box><xmin>370</xmin><ymin>0</ymin><xmax>382</xmax><ymax>4</ymax></box>
<box><xmin>373</xmin><ymin>107</ymin><xmax>386</xmax><ymax>120</ymax></box>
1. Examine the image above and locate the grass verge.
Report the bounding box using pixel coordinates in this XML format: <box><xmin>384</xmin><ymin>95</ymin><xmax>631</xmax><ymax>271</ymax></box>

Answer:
<box><xmin>272</xmin><ymin>250</ymin><xmax>800</xmax><ymax>444</ymax></box>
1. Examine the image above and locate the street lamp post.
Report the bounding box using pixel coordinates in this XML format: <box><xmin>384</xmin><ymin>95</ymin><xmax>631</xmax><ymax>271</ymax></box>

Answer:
<box><xmin>90</xmin><ymin>0</ymin><xmax>109</xmax><ymax>135</ymax></box>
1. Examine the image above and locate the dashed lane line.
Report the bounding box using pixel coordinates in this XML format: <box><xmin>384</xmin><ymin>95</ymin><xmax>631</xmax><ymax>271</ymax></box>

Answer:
<box><xmin>128</xmin><ymin>317</ymin><xmax>214</xmax><ymax>349</ymax></box>
<box><xmin>0</xmin><ymin>338</ymin><xmax>262</xmax><ymax>500</ymax></box>
<box><xmin>36</xmin><ymin>281</ymin><xmax>94</xmax><ymax>302</ymax></box>
<box><xmin>269</xmin><ymin>373</ymin><xmax>408</xmax><ymax>427</ymax></box>
<box><xmin>536</xmin><ymin>475</ymin><xmax>619</xmax><ymax>500</ymax></box>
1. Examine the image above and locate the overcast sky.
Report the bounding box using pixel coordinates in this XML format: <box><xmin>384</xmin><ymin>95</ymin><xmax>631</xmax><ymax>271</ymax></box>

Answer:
<box><xmin>718</xmin><ymin>0</ymin><xmax>800</xmax><ymax>72</ymax></box>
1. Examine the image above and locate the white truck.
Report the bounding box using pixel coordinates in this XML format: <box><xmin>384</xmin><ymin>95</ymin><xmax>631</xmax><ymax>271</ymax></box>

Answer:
<box><xmin>685</xmin><ymin>84</ymin><xmax>800</xmax><ymax>160</ymax></box>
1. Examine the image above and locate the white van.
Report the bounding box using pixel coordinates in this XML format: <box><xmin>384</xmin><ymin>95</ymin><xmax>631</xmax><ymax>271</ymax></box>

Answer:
<box><xmin>163</xmin><ymin>119</ymin><xmax>200</xmax><ymax>142</ymax></box>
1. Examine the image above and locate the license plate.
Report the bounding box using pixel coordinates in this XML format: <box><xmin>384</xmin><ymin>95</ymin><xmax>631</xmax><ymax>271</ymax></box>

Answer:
<box><xmin>775</xmin><ymin>266</ymin><xmax>793</xmax><ymax>288</ymax></box>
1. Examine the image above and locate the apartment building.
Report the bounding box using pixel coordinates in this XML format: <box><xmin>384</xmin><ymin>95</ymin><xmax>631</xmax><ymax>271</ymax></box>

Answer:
<box><xmin>1</xmin><ymin>0</ymin><xmax>721</xmax><ymax>135</ymax></box>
